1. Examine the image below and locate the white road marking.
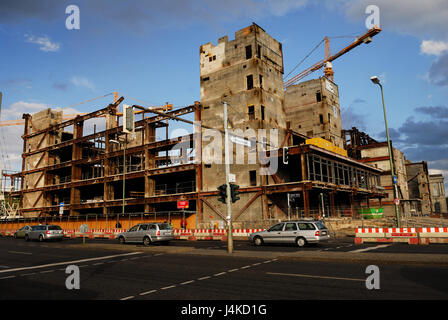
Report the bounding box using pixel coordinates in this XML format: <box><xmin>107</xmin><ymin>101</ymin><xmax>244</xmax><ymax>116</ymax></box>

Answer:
<box><xmin>0</xmin><ymin>265</ymin><xmax>10</xmax><ymax>269</ymax></box>
<box><xmin>120</xmin><ymin>296</ymin><xmax>135</xmax><ymax>300</ymax></box>
<box><xmin>161</xmin><ymin>285</ymin><xmax>176</xmax><ymax>290</ymax></box>
<box><xmin>228</xmin><ymin>268</ymin><xmax>239</xmax><ymax>272</ymax></box>
<box><xmin>214</xmin><ymin>272</ymin><xmax>226</xmax><ymax>276</ymax></box>
<box><xmin>8</xmin><ymin>251</ymin><xmax>32</xmax><ymax>255</ymax></box>
<box><xmin>0</xmin><ymin>275</ymin><xmax>16</xmax><ymax>280</ymax></box>
<box><xmin>139</xmin><ymin>290</ymin><xmax>157</xmax><ymax>296</ymax></box>
<box><xmin>349</xmin><ymin>244</ymin><xmax>391</xmax><ymax>253</ymax></box>
<box><xmin>266</xmin><ymin>272</ymin><xmax>365</xmax><ymax>282</ymax></box>
<box><xmin>180</xmin><ymin>280</ymin><xmax>195</xmax><ymax>285</ymax></box>
<box><xmin>198</xmin><ymin>276</ymin><xmax>211</xmax><ymax>280</ymax></box>
<box><xmin>40</xmin><ymin>270</ymin><xmax>54</xmax><ymax>274</ymax></box>
<box><xmin>21</xmin><ymin>273</ymin><xmax>36</xmax><ymax>276</ymax></box>
<box><xmin>240</xmin><ymin>265</ymin><xmax>251</xmax><ymax>269</ymax></box>
<box><xmin>0</xmin><ymin>251</ymin><xmax>143</xmax><ymax>274</ymax></box>
<box><xmin>93</xmin><ymin>262</ymin><xmax>104</xmax><ymax>266</ymax></box>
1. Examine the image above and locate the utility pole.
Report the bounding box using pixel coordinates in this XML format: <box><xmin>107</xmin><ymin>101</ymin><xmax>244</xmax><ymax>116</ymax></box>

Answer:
<box><xmin>223</xmin><ymin>101</ymin><xmax>233</xmax><ymax>254</ymax></box>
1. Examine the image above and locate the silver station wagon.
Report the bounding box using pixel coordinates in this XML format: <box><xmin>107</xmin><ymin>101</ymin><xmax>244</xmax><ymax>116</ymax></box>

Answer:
<box><xmin>25</xmin><ymin>225</ymin><xmax>64</xmax><ymax>242</ymax></box>
<box><xmin>249</xmin><ymin>220</ymin><xmax>330</xmax><ymax>247</ymax></box>
<box><xmin>117</xmin><ymin>223</ymin><xmax>174</xmax><ymax>246</ymax></box>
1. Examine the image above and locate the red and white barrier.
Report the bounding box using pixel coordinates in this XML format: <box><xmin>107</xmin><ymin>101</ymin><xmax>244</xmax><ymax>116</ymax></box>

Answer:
<box><xmin>355</xmin><ymin>227</ymin><xmax>448</xmax><ymax>245</ymax></box>
<box><xmin>1</xmin><ymin>227</ymin><xmax>266</xmax><ymax>241</ymax></box>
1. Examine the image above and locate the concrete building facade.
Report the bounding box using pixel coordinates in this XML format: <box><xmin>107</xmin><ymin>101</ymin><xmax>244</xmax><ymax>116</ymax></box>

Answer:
<box><xmin>285</xmin><ymin>78</ymin><xmax>343</xmax><ymax>149</ymax></box>
<box><xmin>429</xmin><ymin>174</ymin><xmax>447</xmax><ymax>213</ymax></box>
<box><xmin>405</xmin><ymin>161</ymin><xmax>433</xmax><ymax>216</ymax></box>
<box><xmin>358</xmin><ymin>142</ymin><xmax>410</xmax><ymax>217</ymax></box>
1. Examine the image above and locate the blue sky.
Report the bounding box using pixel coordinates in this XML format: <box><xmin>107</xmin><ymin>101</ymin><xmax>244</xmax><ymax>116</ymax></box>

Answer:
<box><xmin>0</xmin><ymin>0</ymin><xmax>447</xmax><ymax>190</ymax></box>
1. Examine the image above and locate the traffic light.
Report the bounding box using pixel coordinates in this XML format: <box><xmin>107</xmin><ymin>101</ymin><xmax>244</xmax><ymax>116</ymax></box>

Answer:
<box><xmin>283</xmin><ymin>147</ymin><xmax>289</xmax><ymax>164</ymax></box>
<box><xmin>230</xmin><ymin>183</ymin><xmax>240</xmax><ymax>203</ymax></box>
<box><xmin>217</xmin><ymin>184</ymin><xmax>227</xmax><ymax>203</ymax></box>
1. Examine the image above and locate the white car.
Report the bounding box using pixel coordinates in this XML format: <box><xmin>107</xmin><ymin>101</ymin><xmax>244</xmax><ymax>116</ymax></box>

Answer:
<box><xmin>117</xmin><ymin>223</ymin><xmax>174</xmax><ymax>246</ymax></box>
<box><xmin>25</xmin><ymin>225</ymin><xmax>64</xmax><ymax>242</ymax></box>
<box><xmin>249</xmin><ymin>220</ymin><xmax>330</xmax><ymax>247</ymax></box>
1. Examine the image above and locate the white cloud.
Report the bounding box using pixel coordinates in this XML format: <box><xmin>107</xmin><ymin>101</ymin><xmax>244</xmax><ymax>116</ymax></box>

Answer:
<box><xmin>1</xmin><ymin>101</ymin><xmax>49</xmax><ymax>120</ymax></box>
<box><xmin>420</xmin><ymin>40</ymin><xmax>448</xmax><ymax>56</ymax></box>
<box><xmin>24</xmin><ymin>34</ymin><xmax>60</xmax><ymax>52</ymax></box>
<box><xmin>338</xmin><ymin>0</ymin><xmax>448</xmax><ymax>40</ymax></box>
<box><xmin>70</xmin><ymin>76</ymin><xmax>96</xmax><ymax>91</ymax></box>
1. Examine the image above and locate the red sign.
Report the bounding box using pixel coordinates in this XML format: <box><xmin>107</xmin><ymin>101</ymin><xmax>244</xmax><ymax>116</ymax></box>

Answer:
<box><xmin>177</xmin><ymin>200</ymin><xmax>189</xmax><ymax>209</ymax></box>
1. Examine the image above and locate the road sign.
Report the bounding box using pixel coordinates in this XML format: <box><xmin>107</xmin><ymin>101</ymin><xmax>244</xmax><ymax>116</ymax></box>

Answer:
<box><xmin>59</xmin><ymin>202</ymin><xmax>64</xmax><ymax>216</ymax></box>
<box><xmin>79</xmin><ymin>224</ymin><xmax>88</xmax><ymax>233</ymax></box>
<box><xmin>393</xmin><ymin>175</ymin><xmax>397</xmax><ymax>185</ymax></box>
<box><xmin>177</xmin><ymin>200</ymin><xmax>189</xmax><ymax>209</ymax></box>
<box><xmin>229</xmin><ymin>173</ymin><xmax>236</xmax><ymax>183</ymax></box>
<box><xmin>394</xmin><ymin>198</ymin><xmax>400</xmax><ymax>205</ymax></box>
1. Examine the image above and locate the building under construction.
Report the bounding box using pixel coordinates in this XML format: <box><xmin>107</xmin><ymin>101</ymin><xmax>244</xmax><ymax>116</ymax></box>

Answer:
<box><xmin>7</xmin><ymin>24</ymin><xmax>388</xmax><ymax>228</ymax></box>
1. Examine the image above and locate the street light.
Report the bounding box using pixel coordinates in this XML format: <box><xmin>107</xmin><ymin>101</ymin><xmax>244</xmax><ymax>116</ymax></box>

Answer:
<box><xmin>370</xmin><ymin>76</ymin><xmax>401</xmax><ymax>227</ymax></box>
<box><xmin>110</xmin><ymin>136</ymin><xmax>128</xmax><ymax>226</ymax></box>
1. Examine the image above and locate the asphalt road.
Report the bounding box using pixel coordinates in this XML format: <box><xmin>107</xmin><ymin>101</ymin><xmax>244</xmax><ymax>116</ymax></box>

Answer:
<box><xmin>1</xmin><ymin>236</ymin><xmax>447</xmax><ymax>302</ymax></box>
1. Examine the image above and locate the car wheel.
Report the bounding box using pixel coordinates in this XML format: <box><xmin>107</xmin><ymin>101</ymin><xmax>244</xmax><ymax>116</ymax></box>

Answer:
<box><xmin>143</xmin><ymin>236</ymin><xmax>151</xmax><ymax>246</ymax></box>
<box><xmin>253</xmin><ymin>236</ymin><xmax>263</xmax><ymax>246</ymax></box>
<box><xmin>296</xmin><ymin>237</ymin><xmax>307</xmax><ymax>247</ymax></box>
<box><xmin>39</xmin><ymin>234</ymin><xmax>44</xmax><ymax>242</ymax></box>
<box><xmin>118</xmin><ymin>236</ymin><xmax>125</xmax><ymax>244</ymax></box>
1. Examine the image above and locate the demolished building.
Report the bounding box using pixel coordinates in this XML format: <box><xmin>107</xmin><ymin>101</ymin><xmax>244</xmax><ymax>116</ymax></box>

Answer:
<box><xmin>8</xmin><ymin>24</ymin><xmax>394</xmax><ymax>227</ymax></box>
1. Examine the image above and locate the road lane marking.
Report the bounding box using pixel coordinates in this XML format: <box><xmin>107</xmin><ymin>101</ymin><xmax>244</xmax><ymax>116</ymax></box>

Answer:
<box><xmin>40</xmin><ymin>270</ymin><xmax>54</xmax><ymax>274</ymax></box>
<box><xmin>161</xmin><ymin>285</ymin><xmax>176</xmax><ymax>290</ymax></box>
<box><xmin>0</xmin><ymin>265</ymin><xmax>10</xmax><ymax>269</ymax></box>
<box><xmin>8</xmin><ymin>251</ymin><xmax>32</xmax><ymax>255</ymax></box>
<box><xmin>0</xmin><ymin>275</ymin><xmax>16</xmax><ymax>280</ymax></box>
<box><xmin>120</xmin><ymin>296</ymin><xmax>135</xmax><ymax>300</ymax></box>
<box><xmin>0</xmin><ymin>251</ymin><xmax>143</xmax><ymax>274</ymax></box>
<box><xmin>214</xmin><ymin>272</ymin><xmax>226</xmax><ymax>276</ymax></box>
<box><xmin>349</xmin><ymin>244</ymin><xmax>391</xmax><ymax>253</ymax></box>
<box><xmin>240</xmin><ymin>265</ymin><xmax>251</xmax><ymax>269</ymax></box>
<box><xmin>228</xmin><ymin>268</ymin><xmax>239</xmax><ymax>272</ymax></box>
<box><xmin>21</xmin><ymin>273</ymin><xmax>36</xmax><ymax>276</ymax></box>
<box><xmin>139</xmin><ymin>290</ymin><xmax>157</xmax><ymax>296</ymax></box>
<box><xmin>198</xmin><ymin>276</ymin><xmax>211</xmax><ymax>280</ymax></box>
<box><xmin>266</xmin><ymin>272</ymin><xmax>365</xmax><ymax>282</ymax></box>
<box><xmin>180</xmin><ymin>280</ymin><xmax>195</xmax><ymax>285</ymax></box>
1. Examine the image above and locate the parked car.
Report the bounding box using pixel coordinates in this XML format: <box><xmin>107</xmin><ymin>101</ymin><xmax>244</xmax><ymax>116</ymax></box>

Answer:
<box><xmin>14</xmin><ymin>225</ymin><xmax>32</xmax><ymax>239</ymax></box>
<box><xmin>249</xmin><ymin>220</ymin><xmax>330</xmax><ymax>247</ymax></box>
<box><xmin>25</xmin><ymin>225</ymin><xmax>64</xmax><ymax>242</ymax></box>
<box><xmin>117</xmin><ymin>223</ymin><xmax>174</xmax><ymax>246</ymax></box>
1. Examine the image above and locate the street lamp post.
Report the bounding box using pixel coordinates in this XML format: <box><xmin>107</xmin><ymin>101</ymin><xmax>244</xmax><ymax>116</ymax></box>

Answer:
<box><xmin>370</xmin><ymin>76</ymin><xmax>401</xmax><ymax>227</ymax></box>
<box><xmin>110</xmin><ymin>135</ymin><xmax>128</xmax><ymax>226</ymax></box>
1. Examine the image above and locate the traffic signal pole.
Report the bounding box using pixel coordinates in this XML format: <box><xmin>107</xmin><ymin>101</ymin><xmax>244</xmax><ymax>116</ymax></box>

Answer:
<box><xmin>223</xmin><ymin>102</ymin><xmax>234</xmax><ymax>254</ymax></box>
